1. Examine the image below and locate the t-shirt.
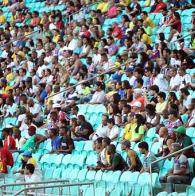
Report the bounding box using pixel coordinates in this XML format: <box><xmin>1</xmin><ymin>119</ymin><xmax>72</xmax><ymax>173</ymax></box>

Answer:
<box><xmin>173</xmin><ymin>154</ymin><xmax>189</xmax><ymax>175</ymax></box>
<box><xmin>60</xmin><ymin>136</ymin><xmax>74</xmax><ymax>153</ymax></box>
<box><xmin>51</xmin><ymin>136</ymin><xmax>61</xmax><ymax>151</ymax></box>
<box><xmin>127</xmin><ymin>149</ymin><xmax>142</xmax><ymax>171</ymax></box>
<box><xmin>143</xmin><ymin>152</ymin><xmax>159</xmax><ymax>172</ymax></box>
<box><xmin>156</xmin><ymin>101</ymin><xmax>167</xmax><ymax>113</ymax></box>
<box><xmin>77</xmin><ymin>121</ymin><xmax>94</xmax><ymax>140</ymax></box>
<box><xmin>110</xmin><ymin>153</ymin><xmax>128</xmax><ymax>171</ymax></box>
<box><xmin>4</xmin><ymin>136</ymin><xmax>16</xmax><ymax>150</ymax></box>
<box><xmin>39</xmin><ymin>90</ymin><xmax>47</xmax><ymax>105</ymax></box>
<box><xmin>21</xmin><ymin>135</ymin><xmax>35</xmax><ymax>152</ymax></box>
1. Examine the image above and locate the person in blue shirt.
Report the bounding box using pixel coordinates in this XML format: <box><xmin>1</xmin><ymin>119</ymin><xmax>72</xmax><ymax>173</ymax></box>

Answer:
<box><xmin>48</xmin><ymin>128</ymin><xmax>61</xmax><ymax>153</ymax></box>
<box><xmin>35</xmin><ymin>83</ymin><xmax>47</xmax><ymax>105</ymax></box>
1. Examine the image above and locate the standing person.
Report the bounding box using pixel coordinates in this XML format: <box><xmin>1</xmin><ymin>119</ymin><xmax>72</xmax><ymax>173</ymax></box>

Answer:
<box><xmin>160</xmin><ymin>143</ymin><xmax>190</xmax><ymax>193</ymax></box>
<box><xmin>102</xmin><ymin>144</ymin><xmax>128</xmax><ymax>171</ymax></box>
<box><xmin>0</xmin><ymin>139</ymin><xmax>13</xmax><ymax>174</ymax></box>
<box><xmin>121</xmin><ymin>140</ymin><xmax>142</xmax><ymax>171</ymax></box>
<box><xmin>2</xmin><ymin>128</ymin><xmax>16</xmax><ymax>150</ymax></box>
<box><xmin>58</xmin><ymin>126</ymin><xmax>74</xmax><ymax>154</ymax></box>
<box><xmin>138</xmin><ymin>141</ymin><xmax>159</xmax><ymax>173</ymax></box>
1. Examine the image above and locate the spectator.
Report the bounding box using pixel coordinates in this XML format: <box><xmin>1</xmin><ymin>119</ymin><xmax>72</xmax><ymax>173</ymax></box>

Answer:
<box><xmin>58</xmin><ymin>126</ymin><xmax>74</xmax><ymax>154</ymax></box>
<box><xmin>160</xmin><ymin>143</ymin><xmax>190</xmax><ymax>193</ymax></box>
<box><xmin>25</xmin><ymin>163</ymin><xmax>42</xmax><ymax>183</ymax></box>
<box><xmin>138</xmin><ymin>141</ymin><xmax>159</xmax><ymax>173</ymax></box>
<box><xmin>121</xmin><ymin>140</ymin><xmax>142</xmax><ymax>171</ymax></box>
<box><xmin>102</xmin><ymin>144</ymin><xmax>128</xmax><ymax>171</ymax></box>
<box><xmin>89</xmin><ymin>82</ymin><xmax>105</xmax><ymax>104</ymax></box>
<box><xmin>2</xmin><ymin>128</ymin><xmax>16</xmax><ymax>150</ymax></box>
<box><xmin>0</xmin><ymin>139</ymin><xmax>13</xmax><ymax>174</ymax></box>
<box><xmin>48</xmin><ymin>128</ymin><xmax>61</xmax><ymax>153</ymax></box>
<box><xmin>156</xmin><ymin>92</ymin><xmax>167</xmax><ymax>115</ymax></box>
<box><xmin>74</xmin><ymin>115</ymin><xmax>94</xmax><ymax>141</ymax></box>
<box><xmin>107</xmin><ymin>118</ymin><xmax>119</xmax><ymax>141</ymax></box>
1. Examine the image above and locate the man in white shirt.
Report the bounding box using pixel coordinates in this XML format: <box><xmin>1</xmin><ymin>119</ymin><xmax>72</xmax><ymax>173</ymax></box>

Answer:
<box><xmin>169</xmin><ymin>68</ymin><xmax>181</xmax><ymax>91</ymax></box>
<box><xmin>90</xmin><ymin>82</ymin><xmax>105</xmax><ymax>104</ymax></box>
<box><xmin>90</xmin><ymin>114</ymin><xmax>109</xmax><ymax>140</ymax></box>
<box><xmin>178</xmin><ymin>66</ymin><xmax>191</xmax><ymax>89</ymax></box>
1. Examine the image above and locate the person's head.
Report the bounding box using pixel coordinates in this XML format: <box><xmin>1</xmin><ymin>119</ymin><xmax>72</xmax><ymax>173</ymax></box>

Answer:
<box><xmin>28</xmin><ymin>125</ymin><xmax>36</xmax><ymax>136</ymax></box>
<box><xmin>101</xmin><ymin>114</ymin><xmax>109</xmax><ymax>126</ymax></box>
<box><xmin>174</xmin><ymin>126</ymin><xmax>186</xmax><ymax>138</ymax></box>
<box><xmin>149</xmin><ymin>85</ymin><xmax>159</xmax><ymax>96</ymax></box>
<box><xmin>59</xmin><ymin>126</ymin><xmax>68</xmax><ymax>137</ymax></box>
<box><xmin>49</xmin><ymin>128</ymin><xmax>58</xmax><ymax>139</ymax></box>
<box><xmin>95</xmin><ymin>81</ymin><xmax>104</xmax><ymax>91</ymax></box>
<box><xmin>70</xmin><ymin>118</ymin><xmax>77</xmax><ymax>127</ymax></box>
<box><xmin>178</xmin><ymin>66</ymin><xmax>186</xmax><ymax>76</ymax></box>
<box><xmin>27</xmin><ymin>98</ymin><xmax>34</xmax><ymax>107</ymax></box>
<box><xmin>102</xmin><ymin>137</ymin><xmax>111</xmax><ymax>148</ymax></box>
<box><xmin>138</xmin><ymin>141</ymin><xmax>149</xmax><ymax>154</ymax></box>
<box><xmin>25</xmin><ymin>163</ymin><xmax>35</xmax><ymax>175</ymax></box>
<box><xmin>71</xmin><ymin>106</ymin><xmax>79</xmax><ymax>115</ymax></box>
<box><xmin>121</xmin><ymin>140</ymin><xmax>131</xmax><ymax>151</ymax></box>
<box><xmin>134</xmin><ymin>88</ymin><xmax>142</xmax><ymax>99</ymax></box>
<box><xmin>77</xmin><ymin>115</ymin><xmax>86</xmax><ymax>125</ymax></box>
<box><xmin>168</xmin><ymin>109</ymin><xmax>178</xmax><ymax>121</ymax></box>
<box><xmin>93</xmin><ymin>137</ymin><xmax>103</xmax><ymax>152</ymax></box>
<box><xmin>157</xmin><ymin>92</ymin><xmax>166</xmax><ymax>103</ymax></box>
<box><xmin>145</xmin><ymin>104</ymin><xmax>156</xmax><ymax>116</ymax></box>
<box><xmin>107</xmin><ymin>118</ymin><xmax>115</xmax><ymax>129</ymax></box>
<box><xmin>141</xmin><ymin>11</ymin><xmax>148</xmax><ymax>20</ymax></box>
<box><xmin>180</xmin><ymin>87</ymin><xmax>189</xmax><ymax>98</ymax></box>
<box><xmin>50</xmin><ymin>111</ymin><xmax>58</xmax><ymax>121</ymax></box>
<box><xmin>2</xmin><ymin>128</ymin><xmax>11</xmax><ymax>139</ymax></box>
<box><xmin>159</xmin><ymin>126</ymin><xmax>168</xmax><ymax>138</ymax></box>
<box><xmin>13</xmin><ymin>127</ymin><xmax>21</xmax><ymax>139</ymax></box>
<box><xmin>106</xmin><ymin>144</ymin><xmax>116</xmax><ymax>156</ymax></box>
<box><xmin>23</xmin><ymin>150</ymin><xmax>32</xmax><ymax>162</ymax></box>
<box><xmin>136</xmin><ymin>78</ymin><xmax>143</xmax><ymax>88</ymax></box>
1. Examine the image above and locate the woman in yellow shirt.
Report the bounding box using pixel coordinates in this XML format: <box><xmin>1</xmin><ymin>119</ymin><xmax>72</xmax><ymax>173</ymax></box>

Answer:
<box><xmin>138</xmin><ymin>28</ymin><xmax>152</xmax><ymax>45</ymax></box>
<box><xmin>123</xmin><ymin>114</ymin><xmax>145</xmax><ymax>142</ymax></box>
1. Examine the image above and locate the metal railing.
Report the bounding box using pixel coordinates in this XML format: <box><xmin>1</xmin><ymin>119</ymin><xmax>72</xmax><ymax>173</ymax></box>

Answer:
<box><xmin>14</xmin><ymin>182</ymin><xmax>95</xmax><ymax>196</ymax></box>
<box><xmin>149</xmin><ymin>143</ymin><xmax>195</xmax><ymax>196</ymax></box>
<box><xmin>0</xmin><ymin>179</ymin><xmax>69</xmax><ymax>195</ymax></box>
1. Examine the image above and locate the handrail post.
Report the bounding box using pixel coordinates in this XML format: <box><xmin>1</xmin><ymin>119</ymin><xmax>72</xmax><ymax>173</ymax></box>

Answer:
<box><xmin>93</xmin><ymin>182</ymin><xmax>95</xmax><ymax>196</ymax></box>
<box><xmin>150</xmin><ymin>164</ymin><xmax>153</xmax><ymax>196</ymax></box>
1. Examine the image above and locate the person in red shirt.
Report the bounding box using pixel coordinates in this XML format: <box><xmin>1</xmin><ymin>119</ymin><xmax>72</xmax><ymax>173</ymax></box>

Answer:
<box><xmin>0</xmin><ymin>139</ymin><xmax>13</xmax><ymax>173</ymax></box>
<box><xmin>2</xmin><ymin>128</ymin><xmax>16</xmax><ymax>150</ymax></box>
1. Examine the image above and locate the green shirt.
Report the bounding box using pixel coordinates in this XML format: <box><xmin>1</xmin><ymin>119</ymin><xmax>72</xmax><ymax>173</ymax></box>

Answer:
<box><xmin>110</xmin><ymin>153</ymin><xmax>127</xmax><ymax>170</ymax></box>
<box><xmin>21</xmin><ymin>135</ymin><xmax>35</xmax><ymax>152</ymax></box>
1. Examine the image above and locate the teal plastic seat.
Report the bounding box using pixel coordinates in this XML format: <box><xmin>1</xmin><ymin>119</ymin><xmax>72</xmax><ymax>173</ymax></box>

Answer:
<box><xmin>52</xmin><ymin>167</ymin><xmax>62</xmax><ymax>179</ymax></box>
<box><xmin>188</xmin><ymin>158</ymin><xmax>194</xmax><ymax>174</ymax></box>
<box><xmin>144</xmin><ymin>127</ymin><xmax>156</xmax><ymax>142</ymax></box>
<box><xmin>69</xmin><ymin>168</ymin><xmax>80</xmax><ymax>182</ymax></box>
<box><xmin>61</xmin><ymin>154</ymin><xmax>72</xmax><ymax>167</ymax></box>
<box><xmin>150</xmin><ymin>142</ymin><xmax>161</xmax><ymax>154</ymax></box>
<box><xmin>83</xmin><ymin>141</ymin><xmax>93</xmax><ymax>152</ymax></box>
<box><xmin>186</xmin><ymin>127</ymin><xmax>195</xmax><ymax>137</ymax></box>
<box><xmin>157</xmin><ymin>192</ymin><xmax>168</xmax><ymax>196</ymax></box>
<box><xmin>77</xmin><ymin>169</ymin><xmax>88</xmax><ymax>182</ymax></box>
<box><xmin>109</xmin><ymin>187</ymin><xmax>122</xmax><ymax>196</ymax></box>
<box><xmin>50</xmin><ymin>154</ymin><xmax>64</xmax><ymax>167</ymax></box>
<box><xmin>86</xmin><ymin>170</ymin><xmax>96</xmax><ymax>181</ymax></box>
<box><xmin>77</xmin><ymin>104</ymin><xmax>89</xmax><ymax>114</ymax></box>
<box><xmin>159</xmin><ymin>158</ymin><xmax>174</xmax><ymax>176</ymax></box>
<box><xmin>94</xmin><ymin>170</ymin><xmax>103</xmax><ymax>181</ymax></box>
<box><xmin>85</xmin><ymin>152</ymin><xmax>97</xmax><ymax>166</ymax></box>
<box><xmin>61</xmin><ymin>167</ymin><xmax>73</xmax><ymax>180</ymax></box>
<box><xmin>43</xmin><ymin>166</ymin><xmax>55</xmax><ymax>179</ymax></box>
<box><xmin>94</xmin><ymin>104</ymin><xmax>106</xmax><ymax>113</ymax></box>
<box><xmin>73</xmin><ymin>154</ymin><xmax>87</xmax><ymax>168</ymax></box>
<box><xmin>74</xmin><ymin>141</ymin><xmax>85</xmax><ymax>153</ymax></box>
<box><xmin>181</xmin><ymin>114</ymin><xmax>188</xmax><ymax>124</ymax></box>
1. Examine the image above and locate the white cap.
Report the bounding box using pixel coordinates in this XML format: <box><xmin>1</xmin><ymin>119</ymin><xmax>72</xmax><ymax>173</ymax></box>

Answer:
<box><xmin>53</xmin><ymin>103</ymin><xmax>61</xmax><ymax>108</ymax></box>
<box><xmin>131</xmin><ymin>101</ymin><xmax>142</xmax><ymax>108</ymax></box>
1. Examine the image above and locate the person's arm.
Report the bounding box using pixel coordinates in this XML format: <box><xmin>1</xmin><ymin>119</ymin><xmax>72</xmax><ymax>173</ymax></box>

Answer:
<box><xmin>140</xmin><ymin>166</ymin><xmax>145</xmax><ymax>173</ymax></box>
<box><xmin>128</xmin><ymin>151</ymin><xmax>138</xmax><ymax>171</ymax></box>
<box><xmin>34</xmin><ymin>134</ymin><xmax>47</xmax><ymax>149</ymax></box>
<box><xmin>58</xmin><ymin>144</ymin><xmax>74</xmax><ymax>154</ymax></box>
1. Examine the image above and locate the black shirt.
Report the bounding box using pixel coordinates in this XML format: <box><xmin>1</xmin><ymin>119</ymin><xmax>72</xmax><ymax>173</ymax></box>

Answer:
<box><xmin>77</xmin><ymin>121</ymin><xmax>94</xmax><ymax>140</ymax></box>
<box><xmin>60</xmin><ymin>136</ymin><xmax>74</xmax><ymax>153</ymax></box>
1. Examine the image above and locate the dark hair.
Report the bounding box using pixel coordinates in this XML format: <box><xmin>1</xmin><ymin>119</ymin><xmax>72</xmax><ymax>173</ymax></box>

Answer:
<box><xmin>103</xmin><ymin>137</ymin><xmax>111</xmax><ymax>145</ymax></box>
<box><xmin>180</xmin><ymin>87</ymin><xmax>189</xmax><ymax>96</ymax></box>
<box><xmin>109</xmin><ymin>103</ymin><xmax>120</xmax><ymax>115</ymax></box>
<box><xmin>158</xmin><ymin>33</ymin><xmax>165</xmax><ymax>42</ymax></box>
<box><xmin>150</xmin><ymin>85</ymin><xmax>159</xmax><ymax>93</ymax></box>
<box><xmin>169</xmin><ymin>92</ymin><xmax>178</xmax><ymax>101</ymax></box>
<box><xmin>108</xmin><ymin>144</ymin><xmax>116</xmax><ymax>153</ymax></box>
<box><xmin>2</xmin><ymin>128</ymin><xmax>11</xmax><ymax>135</ymax></box>
<box><xmin>112</xmin><ymin>93</ymin><xmax>121</xmax><ymax>104</ymax></box>
<box><xmin>122</xmin><ymin>80</ymin><xmax>131</xmax><ymax>89</ymax></box>
<box><xmin>145</xmin><ymin>104</ymin><xmax>156</xmax><ymax>115</ymax></box>
<box><xmin>95</xmin><ymin>137</ymin><xmax>103</xmax><ymax>144</ymax></box>
<box><xmin>136</xmin><ymin>78</ymin><xmax>143</xmax><ymax>86</ymax></box>
<box><xmin>138</xmin><ymin>141</ymin><xmax>148</xmax><ymax>151</ymax></box>
<box><xmin>158</xmin><ymin>92</ymin><xmax>166</xmax><ymax>100</ymax></box>
<box><xmin>142</xmin><ymin>11</ymin><xmax>148</xmax><ymax>16</ymax></box>
<box><xmin>135</xmin><ymin>114</ymin><xmax>145</xmax><ymax>133</ymax></box>
<box><xmin>50</xmin><ymin>128</ymin><xmax>58</xmax><ymax>136</ymax></box>
<box><xmin>107</xmin><ymin>118</ymin><xmax>115</xmax><ymax>125</ymax></box>
<box><xmin>26</xmin><ymin>163</ymin><xmax>35</xmax><ymax>174</ymax></box>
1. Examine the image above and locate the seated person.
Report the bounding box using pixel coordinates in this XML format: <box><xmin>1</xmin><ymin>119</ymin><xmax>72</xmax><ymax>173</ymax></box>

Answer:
<box><xmin>13</xmin><ymin>150</ymin><xmax>42</xmax><ymax>181</ymax></box>
<box><xmin>25</xmin><ymin>163</ymin><xmax>42</xmax><ymax>183</ymax></box>
<box><xmin>102</xmin><ymin>144</ymin><xmax>128</xmax><ymax>171</ymax></box>
<box><xmin>73</xmin><ymin>115</ymin><xmax>94</xmax><ymax>141</ymax></box>
<box><xmin>121</xmin><ymin>140</ymin><xmax>142</xmax><ymax>171</ymax></box>
<box><xmin>160</xmin><ymin>143</ymin><xmax>190</xmax><ymax>193</ymax></box>
<box><xmin>58</xmin><ymin>126</ymin><xmax>74</xmax><ymax>154</ymax></box>
<box><xmin>138</xmin><ymin>141</ymin><xmax>159</xmax><ymax>173</ymax></box>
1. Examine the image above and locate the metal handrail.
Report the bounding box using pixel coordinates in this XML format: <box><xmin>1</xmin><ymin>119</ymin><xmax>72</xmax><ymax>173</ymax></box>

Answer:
<box><xmin>149</xmin><ymin>142</ymin><xmax>195</xmax><ymax>196</ymax></box>
<box><xmin>171</xmin><ymin>30</ymin><xmax>195</xmax><ymax>43</ymax></box>
<box><xmin>1</xmin><ymin>179</ymin><xmax>69</xmax><ymax>195</ymax></box>
<box><xmin>14</xmin><ymin>182</ymin><xmax>95</xmax><ymax>196</ymax></box>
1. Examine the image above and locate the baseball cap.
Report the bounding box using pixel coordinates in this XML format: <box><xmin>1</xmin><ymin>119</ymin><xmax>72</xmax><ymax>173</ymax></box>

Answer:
<box><xmin>28</xmin><ymin>125</ymin><xmax>36</xmax><ymax>132</ymax></box>
<box><xmin>174</xmin><ymin>126</ymin><xmax>186</xmax><ymax>135</ymax></box>
<box><xmin>23</xmin><ymin>150</ymin><xmax>32</xmax><ymax>157</ymax></box>
<box><xmin>171</xmin><ymin>143</ymin><xmax>182</xmax><ymax>151</ymax></box>
<box><xmin>121</xmin><ymin>140</ymin><xmax>131</xmax><ymax>148</ymax></box>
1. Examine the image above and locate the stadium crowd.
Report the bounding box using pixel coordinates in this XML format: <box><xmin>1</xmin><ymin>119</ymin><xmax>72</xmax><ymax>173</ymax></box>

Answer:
<box><xmin>0</xmin><ymin>0</ymin><xmax>194</xmax><ymax>194</ymax></box>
